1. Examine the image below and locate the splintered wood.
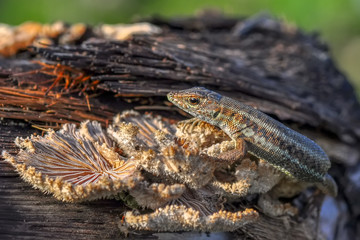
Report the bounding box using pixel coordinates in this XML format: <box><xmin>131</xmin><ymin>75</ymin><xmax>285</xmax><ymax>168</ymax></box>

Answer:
<box><xmin>11</xmin><ymin>61</ymin><xmax>96</xmax><ymax>95</ymax></box>
<box><xmin>0</xmin><ymin>87</ymin><xmax>114</xmax><ymax>128</ymax></box>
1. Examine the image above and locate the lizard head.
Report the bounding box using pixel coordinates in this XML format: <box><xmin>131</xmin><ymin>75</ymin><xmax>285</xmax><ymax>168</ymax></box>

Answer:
<box><xmin>167</xmin><ymin>87</ymin><xmax>223</xmax><ymax>122</ymax></box>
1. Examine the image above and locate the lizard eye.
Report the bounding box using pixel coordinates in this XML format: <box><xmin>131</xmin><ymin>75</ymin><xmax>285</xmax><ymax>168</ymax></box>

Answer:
<box><xmin>188</xmin><ymin>97</ymin><xmax>200</xmax><ymax>105</ymax></box>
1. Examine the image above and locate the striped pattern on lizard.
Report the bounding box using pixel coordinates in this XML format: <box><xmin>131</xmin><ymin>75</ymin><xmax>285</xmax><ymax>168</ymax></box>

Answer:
<box><xmin>167</xmin><ymin>87</ymin><xmax>337</xmax><ymax>196</ymax></box>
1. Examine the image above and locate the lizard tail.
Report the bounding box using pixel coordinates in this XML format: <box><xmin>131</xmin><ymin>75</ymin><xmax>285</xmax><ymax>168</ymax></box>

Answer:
<box><xmin>315</xmin><ymin>174</ymin><xmax>338</xmax><ymax>197</ymax></box>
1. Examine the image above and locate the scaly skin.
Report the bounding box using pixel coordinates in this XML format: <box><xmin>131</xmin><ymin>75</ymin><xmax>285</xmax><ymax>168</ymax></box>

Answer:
<box><xmin>168</xmin><ymin>87</ymin><xmax>337</xmax><ymax>196</ymax></box>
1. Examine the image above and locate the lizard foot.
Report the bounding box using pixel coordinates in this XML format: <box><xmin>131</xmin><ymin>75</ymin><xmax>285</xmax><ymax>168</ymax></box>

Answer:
<box><xmin>178</xmin><ymin>118</ymin><xmax>209</xmax><ymax>133</ymax></box>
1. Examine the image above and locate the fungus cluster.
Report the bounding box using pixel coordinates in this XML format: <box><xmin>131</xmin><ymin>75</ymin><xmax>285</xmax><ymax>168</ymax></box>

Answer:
<box><xmin>3</xmin><ymin>110</ymin><xmax>315</xmax><ymax>233</ymax></box>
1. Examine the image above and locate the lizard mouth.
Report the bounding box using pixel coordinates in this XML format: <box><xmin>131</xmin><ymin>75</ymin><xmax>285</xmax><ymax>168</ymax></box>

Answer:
<box><xmin>167</xmin><ymin>91</ymin><xmax>180</xmax><ymax>105</ymax></box>
<box><xmin>167</xmin><ymin>91</ymin><xmax>175</xmax><ymax>103</ymax></box>
<box><xmin>167</xmin><ymin>91</ymin><xmax>190</xmax><ymax>111</ymax></box>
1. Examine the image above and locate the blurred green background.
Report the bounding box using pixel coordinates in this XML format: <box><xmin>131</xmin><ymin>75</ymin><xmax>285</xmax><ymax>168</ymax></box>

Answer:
<box><xmin>1</xmin><ymin>0</ymin><xmax>359</xmax><ymax>97</ymax></box>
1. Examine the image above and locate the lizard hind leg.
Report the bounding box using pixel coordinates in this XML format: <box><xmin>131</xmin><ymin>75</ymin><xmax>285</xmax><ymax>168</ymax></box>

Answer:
<box><xmin>315</xmin><ymin>174</ymin><xmax>338</xmax><ymax>197</ymax></box>
<box><xmin>219</xmin><ymin>138</ymin><xmax>247</xmax><ymax>163</ymax></box>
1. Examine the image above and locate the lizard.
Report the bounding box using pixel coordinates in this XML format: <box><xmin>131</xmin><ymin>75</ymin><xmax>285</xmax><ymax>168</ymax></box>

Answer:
<box><xmin>167</xmin><ymin>87</ymin><xmax>338</xmax><ymax>196</ymax></box>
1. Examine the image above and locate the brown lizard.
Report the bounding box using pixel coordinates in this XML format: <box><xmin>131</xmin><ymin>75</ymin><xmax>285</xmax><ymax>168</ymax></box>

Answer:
<box><xmin>168</xmin><ymin>87</ymin><xmax>338</xmax><ymax>196</ymax></box>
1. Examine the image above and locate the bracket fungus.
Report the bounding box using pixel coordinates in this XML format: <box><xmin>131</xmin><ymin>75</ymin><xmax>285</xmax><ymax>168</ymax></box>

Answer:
<box><xmin>3</xmin><ymin>110</ymin><xmax>317</xmax><ymax>233</ymax></box>
<box><xmin>2</xmin><ymin>121</ymin><xmax>142</xmax><ymax>202</ymax></box>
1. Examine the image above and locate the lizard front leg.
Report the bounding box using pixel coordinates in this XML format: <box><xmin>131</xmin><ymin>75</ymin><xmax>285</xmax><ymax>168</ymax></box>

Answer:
<box><xmin>177</xmin><ymin>118</ymin><xmax>207</xmax><ymax>132</ymax></box>
<box><xmin>178</xmin><ymin>118</ymin><xmax>247</xmax><ymax>163</ymax></box>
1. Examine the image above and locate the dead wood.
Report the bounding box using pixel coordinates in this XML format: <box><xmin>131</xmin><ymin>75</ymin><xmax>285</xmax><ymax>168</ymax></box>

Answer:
<box><xmin>0</xmin><ymin>13</ymin><xmax>359</xmax><ymax>239</ymax></box>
